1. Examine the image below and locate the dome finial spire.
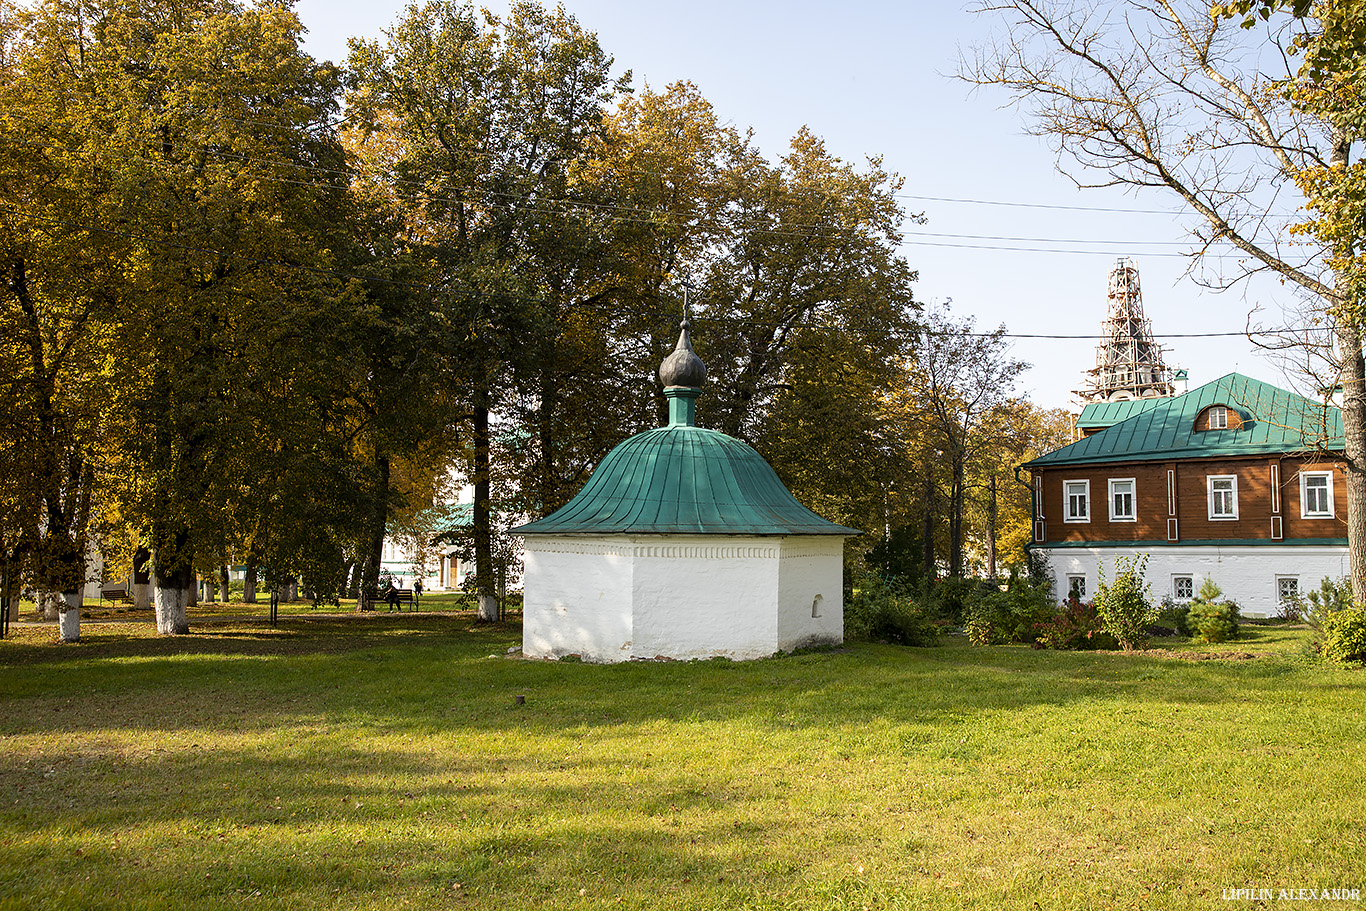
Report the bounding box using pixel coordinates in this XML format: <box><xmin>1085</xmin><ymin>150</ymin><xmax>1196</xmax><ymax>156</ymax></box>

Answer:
<box><xmin>659</xmin><ymin>284</ymin><xmax>707</xmax><ymax>427</ymax></box>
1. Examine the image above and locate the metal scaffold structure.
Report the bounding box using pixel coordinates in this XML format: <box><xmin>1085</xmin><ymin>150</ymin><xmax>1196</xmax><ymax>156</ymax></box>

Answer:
<box><xmin>1078</xmin><ymin>257</ymin><xmax>1176</xmax><ymax>404</ymax></box>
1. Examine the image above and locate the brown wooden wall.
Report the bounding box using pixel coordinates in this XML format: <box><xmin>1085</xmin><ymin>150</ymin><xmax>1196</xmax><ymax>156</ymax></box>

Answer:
<box><xmin>1032</xmin><ymin>454</ymin><xmax>1348</xmax><ymax>543</ymax></box>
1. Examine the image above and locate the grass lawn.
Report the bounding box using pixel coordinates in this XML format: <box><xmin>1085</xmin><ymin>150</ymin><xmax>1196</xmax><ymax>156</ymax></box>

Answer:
<box><xmin>1</xmin><ymin>612</ymin><xmax>1362</xmax><ymax>910</ymax></box>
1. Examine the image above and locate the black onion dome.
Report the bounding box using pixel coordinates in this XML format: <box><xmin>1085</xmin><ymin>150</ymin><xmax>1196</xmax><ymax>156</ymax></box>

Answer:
<box><xmin>659</xmin><ymin>319</ymin><xmax>707</xmax><ymax>388</ymax></box>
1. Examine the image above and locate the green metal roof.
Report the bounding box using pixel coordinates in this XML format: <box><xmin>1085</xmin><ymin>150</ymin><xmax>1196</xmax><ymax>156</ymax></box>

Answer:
<box><xmin>1026</xmin><ymin>373</ymin><xmax>1343</xmax><ymax>469</ymax></box>
<box><xmin>511</xmin><ymin>424</ymin><xmax>860</xmax><ymax>536</ymax></box>
<box><xmin>1076</xmin><ymin>396</ymin><xmax>1167</xmax><ymax>431</ymax></box>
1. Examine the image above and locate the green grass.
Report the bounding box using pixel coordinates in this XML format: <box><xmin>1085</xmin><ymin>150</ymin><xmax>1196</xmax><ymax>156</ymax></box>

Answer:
<box><xmin>1</xmin><ymin>613</ymin><xmax>1363</xmax><ymax>910</ymax></box>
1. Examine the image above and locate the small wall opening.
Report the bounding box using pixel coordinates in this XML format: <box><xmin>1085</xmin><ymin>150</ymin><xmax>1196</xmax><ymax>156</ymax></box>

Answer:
<box><xmin>811</xmin><ymin>594</ymin><xmax>823</xmax><ymax>618</ymax></box>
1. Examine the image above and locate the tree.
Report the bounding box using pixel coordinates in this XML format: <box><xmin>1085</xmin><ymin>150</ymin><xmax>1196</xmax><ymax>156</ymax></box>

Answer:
<box><xmin>903</xmin><ymin>304</ymin><xmax>1027</xmax><ymax>578</ymax></box>
<box><xmin>963</xmin><ymin>0</ymin><xmax>1366</xmax><ymax>595</ymax></box>
<box><xmin>700</xmin><ymin>129</ymin><xmax>919</xmax><ymax>442</ymax></box>
<box><xmin>347</xmin><ymin>0</ymin><xmax>623</xmax><ymax>621</ymax></box>
<box><xmin>22</xmin><ymin>0</ymin><xmax>357</xmax><ymax>633</ymax></box>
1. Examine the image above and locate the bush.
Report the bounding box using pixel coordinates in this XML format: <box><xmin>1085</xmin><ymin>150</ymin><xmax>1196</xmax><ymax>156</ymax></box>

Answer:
<box><xmin>845</xmin><ymin>573</ymin><xmax>940</xmax><ymax>647</ymax></box>
<box><xmin>1304</xmin><ymin>576</ymin><xmax>1354</xmax><ymax>620</ymax></box>
<box><xmin>1157</xmin><ymin>596</ymin><xmax>1191</xmax><ymax>637</ymax></box>
<box><xmin>1093</xmin><ymin>555</ymin><xmax>1157</xmax><ymax>650</ymax></box>
<box><xmin>963</xmin><ymin>580</ymin><xmax>1055</xmax><ymax>646</ymax></box>
<box><xmin>1318</xmin><ymin>607</ymin><xmax>1366</xmax><ymax>664</ymax></box>
<box><xmin>1185</xmin><ymin>578</ymin><xmax>1240</xmax><ymax>643</ymax></box>
<box><xmin>1033</xmin><ymin>597</ymin><xmax>1118</xmax><ymax>650</ymax></box>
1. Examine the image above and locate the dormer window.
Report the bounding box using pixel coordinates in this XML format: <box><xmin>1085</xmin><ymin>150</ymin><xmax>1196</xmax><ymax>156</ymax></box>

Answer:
<box><xmin>1209</xmin><ymin>405</ymin><xmax>1228</xmax><ymax>429</ymax></box>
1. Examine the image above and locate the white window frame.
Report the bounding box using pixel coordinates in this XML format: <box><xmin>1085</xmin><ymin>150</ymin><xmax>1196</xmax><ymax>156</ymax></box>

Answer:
<box><xmin>1108</xmin><ymin>478</ymin><xmax>1137</xmax><ymax>522</ymax></box>
<box><xmin>1172</xmin><ymin>575</ymin><xmax>1194</xmax><ymax>602</ymax></box>
<box><xmin>1066</xmin><ymin>574</ymin><xmax>1087</xmax><ymax>600</ymax></box>
<box><xmin>1207</xmin><ymin>475</ymin><xmax>1239</xmax><ymax>520</ymax></box>
<box><xmin>1300</xmin><ymin>471</ymin><xmax>1335</xmax><ymax>519</ymax></box>
<box><xmin>1063</xmin><ymin>479</ymin><xmax>1090</xmax><ymax>524</ymax></box>
<box><xmin>1208</xmin><ymin>405</ymin><xmax>1228</xmax><ymax>429</ymax></box>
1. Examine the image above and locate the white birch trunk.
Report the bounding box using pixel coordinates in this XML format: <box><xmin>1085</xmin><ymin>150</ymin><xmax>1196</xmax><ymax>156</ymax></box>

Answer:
<box><xmin>40</xmin><ymin>590</ymin><xmax>59</xmax><ymax>620</ymax></box>
<box><xmin>57</xmin><ymin>590</ymin><xmax>80</xmax><ymax>642</ymax></box>
<box><xmin>477</xmin><ymin>593</ymin><xmax>500</xmax><ymax>623</ymax></box>
<box><xmin>154</xmin><ymin>584</ymin><xmax>190</xmax><ymax>635</ymax></box>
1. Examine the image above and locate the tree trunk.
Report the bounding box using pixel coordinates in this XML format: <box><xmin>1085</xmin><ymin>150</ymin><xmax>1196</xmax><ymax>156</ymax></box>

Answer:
<box><xmin>921</xmin><ymin>463</ymin><xmax>936</xmax><ymax>584</ymax></box>
<box><xmin>243</xmin><ymin>552</ymin><xmax>258</xmax><ymax>604</ymax></box>
<box><xmin>474</xmin><ymin>401</ymin><xmax>499</xmax><ymax>622</ymax></box>
<box><xmin>1337</xmin><ymin>323</ymin><xmax>1366</xmax><ymax>597</ymax></box>
<box><xmin>220</xmin><ymin>564</ymin><xmax>230</xmax><ymax>603</ymax></box>
<box><xmin>57</xmin><ymin>589</ymin><xmax>80</xmax><ymax>642</ymax></box>
<box><xmin>948</xmin><ymin>452</ymin><xmax>965</xmax><ymax>578</ymax></box>
<box><xmin>154</xmin><ymin>566</ymin><xmax>192</xmax><ymax>634</ymax></box>
<box><xmin>132</xmin><ymin>546</ymin><xmax>152</xmax><ymax>611</ymax></box>
<box><xmin>359</xmin><ymin>455</ymin><xmax>390</xmax><ymax>612</ymax></box>
<box><xmin>152</xmin><ymin>525</ymin><xmax>193</xmax><ymax>634</ymax></box>
<box><xmin>285</xmin><ymin>578</ymin><xmax>298</xmax><ymax>603</ymax></box>
<box><xmin>987</xmin><ymin>474</ymin><xmax>998</xmax><ymax>582</ymax></box>
<box><xmin>40</xmin><ymin>590</ymin><xmax>59</xmax><ymax>620</ymax></box>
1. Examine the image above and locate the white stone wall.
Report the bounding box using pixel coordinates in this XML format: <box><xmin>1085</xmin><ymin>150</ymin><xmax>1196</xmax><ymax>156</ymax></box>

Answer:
<box><xmin>633</xmin><ymin>540</ymin><xmax>781</xmax><ymax>660</ymax></box>
<box><xmin>522</xmin><ymin>538</ymin><xmax>635</xmax><ymax>660</ymax></box>
<box><xmin>1041</xmin><ymin>544</ymin><xmax>1350</xmax><ymax>618</ymax></box>
<box><xmin>521</xmin><ymin>534</ymin><xmax>847</xmax><ymax>662</ymax></box>
<box><xmin>777</xmin><ymin>537</ymin><xmax>844</xmax><ymax>651</ymax></box>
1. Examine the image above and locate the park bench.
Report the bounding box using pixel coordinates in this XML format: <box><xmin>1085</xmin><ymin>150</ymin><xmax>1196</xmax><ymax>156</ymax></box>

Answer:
<box><xmin>100</xmin><ymin>586</ymin><xmax>135</xmax><ymax>606</ymax></box>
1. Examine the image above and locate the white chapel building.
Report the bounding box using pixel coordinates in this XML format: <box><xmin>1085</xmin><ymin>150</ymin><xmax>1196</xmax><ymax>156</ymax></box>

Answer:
<box><xmin>513</xmin><ymin>320</ymin><xmax>858</xmax><ymax>662</ymax></box>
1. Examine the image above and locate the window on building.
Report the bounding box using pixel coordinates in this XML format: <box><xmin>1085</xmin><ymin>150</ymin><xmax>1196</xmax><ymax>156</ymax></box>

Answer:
<box><xmin>1173</xmin><ymin>576</ymin><xmax>1194</xmax><ymax>601</ymax></box>
<box><xmin>1208</xmin><ymin>475</ymin><xmax>1238</xmax><ymax>519</ymax></box>
<box><xmin>1067</xmin><ymin>575</ymin><xmax>1087</xmax><ymax>600</ymax></box>
<box><xmin>1301</xmin><ymin>471</ymin><xmax>1335</xmax><ymax>518</ymax></box>
<box><xmin>1277</xmin><ymin>576</ymin><xmax>1300</xmax><ymax>608</ymax></box>
<box><xmin>1109</xmin><ymin>478</ymin><xmax>1136</xmax><ymax>521</ymax></box>
<box><xmin>1064</xmin><ymin>480</ymin><xmax>1090</xmax><ymax>523</ymax></box>
<box><xmin>1209</xmin><ymin>405</ymin><xmax>1228</xmax><ymax>429</ymax></box>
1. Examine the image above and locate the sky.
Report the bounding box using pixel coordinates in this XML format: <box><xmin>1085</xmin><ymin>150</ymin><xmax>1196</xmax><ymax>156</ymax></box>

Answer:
<box><xmin>292</xmin><ymin>0</ymin><xmax>1307</xmax><ymax>412</ymax></box>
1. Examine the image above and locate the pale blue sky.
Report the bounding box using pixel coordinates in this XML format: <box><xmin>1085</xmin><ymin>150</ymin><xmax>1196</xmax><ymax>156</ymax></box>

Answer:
<box><xmin>295</xmin><ymin>0</ymin><xmax>1298</xmax><ymax>411</ymax></box>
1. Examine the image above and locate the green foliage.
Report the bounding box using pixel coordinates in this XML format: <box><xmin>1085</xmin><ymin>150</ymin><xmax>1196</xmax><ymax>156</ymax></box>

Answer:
<box><xmin>1158</xmin><ymin>597</ymin><xmax>1192</xmax><ymax>637</ymax></box>
<box><xmin>1317</xmin><ymin>606</ymin><xmax>1366</xmax><ymax>664</ymax></box>
<box><xmin>1033</xmin><ymin>598</ymin><xmax>1118</xmax><ymax>650</ymax></box>
<box><xmin>1093</xmin><ymin>555</ymin><xmax>1157</xmax><ymax>650</ymax></box>
<box><xmin>1304</xmin><ymin>576</ymin><xmax>1355</xmax><ymax>619</ymax></box>
<box><xmin>1167</xmin><ymin>579</ymin><xmax>1241</xmax><ymax>643</ymax></box>
<box><xmin>962</xmin><ymin>579</ymin><xmax>1054</xmax><ymax>646</ymax></box>
<box><xmin>845</xmin><ymin>572</ymin><xmax>940</xmax><ymax>647</ymax></box>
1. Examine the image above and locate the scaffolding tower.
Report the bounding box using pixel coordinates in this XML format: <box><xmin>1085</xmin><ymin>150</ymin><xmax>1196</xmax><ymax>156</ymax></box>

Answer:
<box><xmin>1077</xmin><ymin>257</ymin><xmax>1176</xmax><ymax>404</ymax></box>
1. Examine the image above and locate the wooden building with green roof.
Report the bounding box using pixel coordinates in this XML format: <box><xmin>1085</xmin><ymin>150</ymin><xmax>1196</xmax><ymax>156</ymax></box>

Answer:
<box><xmin>1022</xmin><ymin>373</ymin><xmax>1348</xmax><ymax>616</ymax></box>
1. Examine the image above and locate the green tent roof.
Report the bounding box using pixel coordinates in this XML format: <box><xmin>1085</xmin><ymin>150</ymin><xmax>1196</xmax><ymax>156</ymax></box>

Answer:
<box><xmin>1026</xmin><ymin>373</ymin><xmax>1343</xmax><ymax>469</ymax></box>
<box><xmin>511</xmin><ymin>424</ymin><xmax>859</xmax><ymax>536</ymax></box>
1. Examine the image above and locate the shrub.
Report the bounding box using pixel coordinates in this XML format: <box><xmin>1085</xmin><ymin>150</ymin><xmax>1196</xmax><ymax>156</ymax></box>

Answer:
<box><xmin>845</xmin><ymin>572</ymin><xmax>940</xmax><ymax>647</ymax></box>
<box><xmin>1157</xmin><ymin>596</ymin><xmax>1191</xmax><ymax>637</ymax></box>
<box><xmin>1093</xmin><ymin>555</ymin><xmax>1157</xmax><ymax>650</ymax></box>
<box><xmin>1033</xmin><ymin>597</ymin><xmax>1117</xmax><ymax>650</ymax></box>
<box><xmin>1318</xmin><ymin>607</ymin><xmax>1366</xmax><ymax>664</ymax></box>
<box><xmin>1185</xmin><ymin>578</ymin><xmax>1240</xmax><ymax>644</ymax></box>
<box><xmin>1304</xmin><ymin>576</ymin><xmax>1354</xmax><ymax>620</ymax></box>
<box><xmin>964</xmin><ymin>580</ymin><xmax>1055</xmax><ymax>646</ymax></box>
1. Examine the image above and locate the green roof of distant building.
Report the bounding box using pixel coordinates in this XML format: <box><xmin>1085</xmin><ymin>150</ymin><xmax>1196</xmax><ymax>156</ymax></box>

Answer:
<box><xmin>1076</xmin><ymin>396</ymin><xmax>1168</xmax><ymax>431</ymax></box>
<box><xmin>1026</xmin><ymin>373</ymin><xmax>1342</xmax><ymax>468</ymax></box>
